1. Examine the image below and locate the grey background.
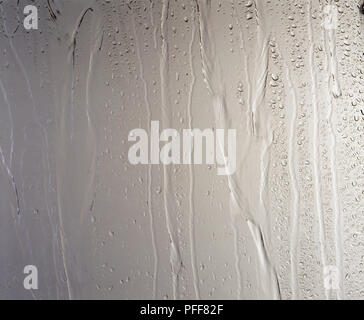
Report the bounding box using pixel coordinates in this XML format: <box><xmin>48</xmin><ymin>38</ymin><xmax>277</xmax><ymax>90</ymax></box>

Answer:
<box><xmin>0</xmin><ymin>0</ymin><xmax>363</xmax><ymax>299</ymax></box>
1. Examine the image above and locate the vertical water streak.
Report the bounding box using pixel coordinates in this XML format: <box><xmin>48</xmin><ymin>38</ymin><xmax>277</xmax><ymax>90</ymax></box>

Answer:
<box><xmin>195</xmin><ymin>0</ymin><xmax>281</xmax><ymax>299</ymax></box>
<box><xmin>187</xmin><ymin>4</ymin><xmax>200</xmax><ymax>299</ymax></box>
<box><xmin>322</xmin><ymin>0</ymin><xmax>343</xmax><ymax>299</ymax></box>
<box><xmin>132</xmin><ymin>15</ymin><xmax>159</xmax><ymax>299</ymax></box>
<box><xmin>284</xmin><ymin>66</ymin><xmax>300</xmax><ymax>299</ymax></box>
<box><xmin>159</xmin><ymin>0</ymin><xmax>182</xmax><ymax>299</ymax></box>
<box><xmin>308</xmin><ymin>1</ymin><xmax>328</xmax><ymax>300</ymax></box>
<box><xmin>194</xmin><ymin>0</ymin><xmax>244</xmax><ymax>299</ymax></box>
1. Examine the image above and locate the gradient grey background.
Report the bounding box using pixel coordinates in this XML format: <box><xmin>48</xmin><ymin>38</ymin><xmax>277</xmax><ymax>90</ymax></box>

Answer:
<box><xmin>0</xmin><ymin>0</ymin><xmax>363</xmax><ymax>299</ymax></box>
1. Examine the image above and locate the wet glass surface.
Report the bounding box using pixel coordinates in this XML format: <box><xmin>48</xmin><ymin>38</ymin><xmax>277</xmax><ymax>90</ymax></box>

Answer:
<box><xmin>0</xmin><ymin>0</ymin><xmax>363</xmax><ymax>299</ymax></box>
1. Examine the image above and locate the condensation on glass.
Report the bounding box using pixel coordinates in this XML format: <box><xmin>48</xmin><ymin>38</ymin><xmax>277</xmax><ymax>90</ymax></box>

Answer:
<box><xmin>0</xmin><ymin>0</ymin><xmax>363</xmax><ymax>300</ymax></box>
